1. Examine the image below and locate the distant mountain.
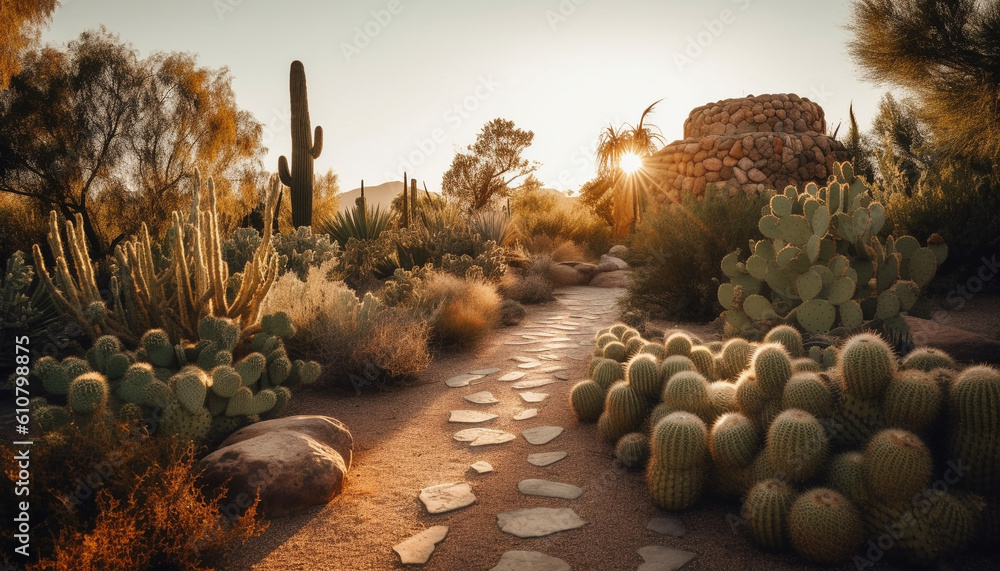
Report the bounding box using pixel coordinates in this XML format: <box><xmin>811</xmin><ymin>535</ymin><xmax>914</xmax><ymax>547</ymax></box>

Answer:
<box><xmin>336</xmin><ymin>181</ymin><xmax>406</xmax><ymax>213</ymax></box>
<box><xmin>336</xmin><ymin>182</ymin><xmax>576</xmax><ymax>213</ymax></box>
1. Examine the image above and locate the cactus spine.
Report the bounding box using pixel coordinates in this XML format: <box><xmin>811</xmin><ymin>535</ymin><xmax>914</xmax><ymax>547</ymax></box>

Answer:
<box><xmin>278</xmin><ymin>60</ymin><xmax>323</xmax><ymax>228</ymax></box>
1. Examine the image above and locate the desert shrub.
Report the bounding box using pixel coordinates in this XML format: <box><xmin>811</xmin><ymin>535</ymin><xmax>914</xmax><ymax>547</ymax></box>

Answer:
<box><xmin>878</xmin><ymin>161</ymin><xmax>1000</xmax><ymax>293</ymax></box>
<box><xmin>626</xmin><ymin>186</ymin><xmax>768</xmax><ymax>321</ymax></box>
<box><xmin>273</xmin><ymin>226</ymin><xmax>339</xmax><ymax>280</ymax></box>
<box><xmin>263</xmin><ymin>260</ymin><xmax>431</xmax><ymax>388</ymax></box>
<box><xmin>500</xmin><ymin>299</ymin><xmax>526</xmax><ymax>325</ymax></box>
<box><xmin>413</xmin><ymin>271</ymin><xmax>501</xmax><ymax>348</ymax></box>
<box><xmin>511</xmin><ymin>186</ymin><xmax>613</xmax><ymax>258</ymax></box>
<box><xmin>0</xmin><ymin>418</ymin><xmax>266</xmax><ymax>571</ymax></box>
<box><xmin>498</xmin><ymin>268</ymin><xmax>554</xmax><ymax>304</ymax></box>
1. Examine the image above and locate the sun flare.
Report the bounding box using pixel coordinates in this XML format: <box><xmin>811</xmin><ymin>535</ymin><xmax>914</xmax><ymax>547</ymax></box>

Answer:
<box><xmin>620</xmin><ymin>152</ymin><xmax>643</xmax><ymax>174</ymax></box>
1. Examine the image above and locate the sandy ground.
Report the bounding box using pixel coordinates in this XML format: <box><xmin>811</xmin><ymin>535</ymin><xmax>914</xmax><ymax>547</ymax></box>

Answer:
<box><xmin>219</xmin><ymin>286</ymin><xmax>997</xmax><ymax>571</ymax></box>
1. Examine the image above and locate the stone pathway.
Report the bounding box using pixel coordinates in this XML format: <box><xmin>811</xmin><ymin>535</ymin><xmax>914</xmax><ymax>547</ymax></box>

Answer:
<box><xmin>393</xmin><ymin>286</ymin><xmax>699</xmax><ymax>569</ymax></box>
<box><xmin>227</xmin><ymin>285</ymin><xmax>702</xmax><ymax>571</ymax></box>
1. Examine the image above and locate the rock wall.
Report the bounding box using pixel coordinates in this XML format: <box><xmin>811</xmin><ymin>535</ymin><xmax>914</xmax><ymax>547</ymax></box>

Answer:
<box><xmin>643</xmin><ymin>94</ymin><xmax>848</xmax><ymax>202</ymax></box>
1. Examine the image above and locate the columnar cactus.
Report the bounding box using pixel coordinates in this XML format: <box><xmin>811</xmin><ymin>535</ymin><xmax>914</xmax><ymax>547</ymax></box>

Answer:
<box><xmin>278</xmin><ymin>60</ymin><xmax>323</xmax><ymax>228</ymax></box>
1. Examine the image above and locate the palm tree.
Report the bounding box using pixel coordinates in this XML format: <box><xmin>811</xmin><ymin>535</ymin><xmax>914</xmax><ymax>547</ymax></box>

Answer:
<box><xmin>595</xmin><ymin>99</ymin><xmax>665</xmax><ymax>238</ymax></box>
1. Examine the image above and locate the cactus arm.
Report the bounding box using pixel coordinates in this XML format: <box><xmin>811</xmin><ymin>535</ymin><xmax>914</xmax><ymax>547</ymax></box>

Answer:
<box><xmin>278</xmin><ymin>155</ymin><xmax>293</xmax><ymax>187</ymax></box>
<box><xmin>311</xmin><ymin>126</ymin><xmax>323</xmax><ymax>159</ymax></box>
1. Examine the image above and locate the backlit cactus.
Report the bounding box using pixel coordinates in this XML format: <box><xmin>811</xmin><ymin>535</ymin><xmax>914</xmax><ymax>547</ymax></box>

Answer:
<box><xmin>569</xmin><ymin>380</ymin><xmax>604</xmax><ymax>422</ymax></box>
<box><xmin>743</xmin><ymin>478</ymin><xmax>796</xmax><ymax>551</ymax></box>
<box><xmin>717</xmin><ymin>161</ymin><xmax>945</xmax><ymax>337</ymax></box>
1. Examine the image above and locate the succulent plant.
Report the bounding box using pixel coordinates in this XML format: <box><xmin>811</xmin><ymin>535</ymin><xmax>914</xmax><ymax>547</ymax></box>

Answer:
<box><xmin>625</xmin><ymin>354</ymin><xmax>661</xmax><ymax>399</ymax></box>
<box><xmin>278</xmin><ymin>60</ymin><xmax>323</xmax><ymax>228</ymax></box>
<box><xmin>788</xmin><ymin>488</ymin><xmax>863</xmax><ymax>565</ymax></box>
<box><xmin>709</xmin><ymin>412</ymin><xmax>760</xmax><ymax>469</ymax></box>
<box><xmin>743</xmin><ymin>478</ymin><xmax>796</xmax><ymax>551</ymax></box>
<box><xmin>766</xmin><ymin>409</ymin><xmax>829</xmax><ymax>483</ymax></box>
<box><xmin>67</xmin><ymin>372</ymin><xmax>109</xmax><ymax>417</ymax></box>
<box><xmin>864</xmin><ymin>428</ymin><xmax>933</xmax><ymax>501</ymax></box>
<box><xmin>615</xmin><ymin>432</ymin><xmax>650</xmax><ymax>469</ymax></box>
<box><xmin>569</xmin><ymin>380</ymin><xmax>604</xmax><ymax>422</ymax></box>
<box><xmin>717</xmin><ymin>162</ymin><xmax>946</xmax><ymax>337</ymax></box>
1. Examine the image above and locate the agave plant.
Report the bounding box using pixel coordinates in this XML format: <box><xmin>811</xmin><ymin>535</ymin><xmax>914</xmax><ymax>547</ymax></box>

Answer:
<box><xmin>471</xmin><ymin>209</ymin><xmax>516</xmax><ymax>247</ymax></box>
<box><xmin>319</xmin><ymin>201</ymin><xmax>395</xmax><ymax>245</ymax></box>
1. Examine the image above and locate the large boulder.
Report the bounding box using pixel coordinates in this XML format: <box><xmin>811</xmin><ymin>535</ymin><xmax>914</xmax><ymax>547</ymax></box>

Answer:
<box><xmin>590</xmin><ymin>270</ymin><xmax>631</xmax><ymax>288</ymax></box>
<box><xmin>548</xmin><ymin>263</ymin><xmax>590</xmax><ymax>286</ymax></box>
<box><xmin>197</xmin><ymin>415</ymin><xmax>353</xmax><ymax>517</ymax></box>
<box><xmin>904</xmin><ymin>316</ymin><xmax>1000</xmax><ymax>365</ymax></box>
<box><xmin>599</xmin><ymin>255</ymin><xmax>629</xmax><ymax>272</ymax></box>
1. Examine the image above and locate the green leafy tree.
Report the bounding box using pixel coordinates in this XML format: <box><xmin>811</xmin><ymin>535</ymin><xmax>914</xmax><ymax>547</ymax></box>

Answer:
<box><xmin>594</xmin><ymin>100</ymin><xmax>664</xmax><ymax>238</ymax></box>
<box><xmin>0</xmin><ymin>0</ymin><xmax>58</xmax><ymax>89</ymax></box>
<box><xmin>848</xmin><ymin>0</ymin><xmax>1000</xmax><ymax>167</ymax></box>
<box><xmin>0</xmin><ymin>28</ymin><xmax>265</xmax><ymax>258</ymax></box>
<box><xmin>441</xmin><ymin>118</ymin><xmax>538</xmax><ymax>211</ymax></box>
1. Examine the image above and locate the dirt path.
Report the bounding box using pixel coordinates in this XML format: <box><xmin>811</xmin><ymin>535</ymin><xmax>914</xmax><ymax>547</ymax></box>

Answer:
<box><xmin>221</xmin><ymin>286</ymin><xmax>990</xmax><ymax>571</ymax></box>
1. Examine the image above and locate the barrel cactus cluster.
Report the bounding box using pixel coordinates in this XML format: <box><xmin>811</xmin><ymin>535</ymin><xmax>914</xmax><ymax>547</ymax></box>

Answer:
<box><xmin>569</xmin><ymin>321</ymin><xmax>999</xmax><ymax>566</ymax></box>
<box><xmin>29</xmin><ymin>312</ymin><xmax>319</xmax><ymax>444</ymax></box>
<box><xmin>717</xmin><ymin>161</ymin><xmax>947</xmax><ymax>339</ymax></box>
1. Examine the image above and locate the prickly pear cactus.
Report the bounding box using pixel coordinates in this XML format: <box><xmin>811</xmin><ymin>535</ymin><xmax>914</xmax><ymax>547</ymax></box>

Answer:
<box><xmin>717</xmin><ymin>161</ymin><xmax>946</xmax><ymax>337</ymax></box>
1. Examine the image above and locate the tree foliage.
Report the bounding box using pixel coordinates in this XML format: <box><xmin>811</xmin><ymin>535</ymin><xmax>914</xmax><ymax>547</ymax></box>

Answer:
<box><xmin>593</xmin><ymin>100</ymin><xmax>665</xmax><ymax>238</ymax></box>
<box><xmin>0</xmin><ymin>0</ymin><xmax>58</xmax><ymax>89</ymax></box>
<box><xmin>441</xmin><ymin>118</ymin><xmax>537</xmax><ymax>211</ymax></box>
<box><xmin>848</xmin><ymin>0</ymin><xmax>1000</xmax><ymax>166</ymax></box>
<box><xmin>0</xmin><ymin>28</ymin><xmax>265</xmax><ymax>258</ymax></box>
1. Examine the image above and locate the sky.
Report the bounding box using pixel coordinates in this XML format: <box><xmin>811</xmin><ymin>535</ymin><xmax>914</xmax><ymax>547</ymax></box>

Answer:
<box><xmin>42</xmin><ymin>0</ymin><xmax>889</xmax><ymax>194</ymax></box>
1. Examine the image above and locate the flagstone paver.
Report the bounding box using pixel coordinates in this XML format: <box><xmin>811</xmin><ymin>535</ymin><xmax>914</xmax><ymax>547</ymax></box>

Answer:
<box><xmin>393</xmin><ymin>526</ymin><xmax>449</xmax><ymax>564</ymax></box>
<box><xmin>419</xmin><ymin>483</ymin><xmax>476</xmax><ymax>514</ymax></box>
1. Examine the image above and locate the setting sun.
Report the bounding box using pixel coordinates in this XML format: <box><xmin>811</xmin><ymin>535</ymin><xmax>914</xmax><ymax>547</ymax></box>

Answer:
<box><xmin>620</xmin><ymin>152</ymin><xmax>643</xmax><ymax>174</ymax></box>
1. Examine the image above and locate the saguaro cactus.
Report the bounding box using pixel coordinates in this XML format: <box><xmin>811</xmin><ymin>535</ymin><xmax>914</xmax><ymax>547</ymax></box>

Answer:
<box><xmin>278</xmin><ymin>60</ymin><xmax>323</xmax><ymax>228</ymax></box>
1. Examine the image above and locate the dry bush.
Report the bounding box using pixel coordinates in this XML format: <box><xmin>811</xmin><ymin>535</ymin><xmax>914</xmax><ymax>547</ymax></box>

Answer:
<box><xmin>498</xmin><ymin>270</ymin><xmax>554</xmax><ymax>304</ymax></box>
<box><xmin>263</xmin><ymin>259</ymin><xmax>431</xmax><ymax>387</ymax></box>
<box><xmin>500</xmin><ymin>299</ymin><xmax>526</xmax><ymax>326</ymax></box>
<box><xmin>549</xmin><ymin>239</ymin><xmax>588</xmax><ymax>262</ymax></box>
<box><xmin>511</xmin><ymin>187</ymin><xmax>613</xmax><ymax>258</ymax></box>
<box><xmin>0</xmin><ymin>418</ymin><xmax>266</xmax><ymax>571</ymax></box>
<box><xmin>415</xmin><ymin>271</ymin><xmax>501</xmax><ymax>348</ymax></box>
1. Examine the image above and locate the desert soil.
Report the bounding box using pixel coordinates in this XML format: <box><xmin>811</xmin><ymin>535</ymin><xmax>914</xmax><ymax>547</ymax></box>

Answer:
<box><xmin>220</xmin><ymin>285</ymin><xmax>997</xmax><ymax>571</ymax></box>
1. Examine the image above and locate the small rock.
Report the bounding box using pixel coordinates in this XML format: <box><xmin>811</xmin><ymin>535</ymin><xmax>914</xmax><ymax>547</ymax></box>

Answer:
<box><xmin>489</xmin><ymin>550</ymin><xmax>570</xmax><ymax>571</ymax></box>
<box><xmin>513</xmin><ymin>356</ymin><xmax>538</xmax><ymax>363</ymax></box>
<box><xmin>498</xmin><ymin>371</ymin><xmax>527</xmax><ymax>382</ymax></box>
<box><xmin>464</xmin><ymin>391</ymin><xmax>500</xmax><ymax>404</ymax></box>
<box><xmin>393</xmin><ymin>526</ymin><xmax>449</xmax><ymax>564</ymax></box>
<box><xmin>454</xmin><ymin>428</ymin><xmax>516</xmax><ymax>446</ymax></box>
<box><xmin>470</xmin><ymin>461</ymin><xmax>494</xmax><ymax>474</ymax></box>
<box><xmin>528</xmin><ymin>451</ymin><xmax>567</xmax><ymax>466</ymax></box>
<box><xmin>449</xmin><ymin>410</ymin><xmax>499</xmax><ymax>423</ymax></box>
<box><xmin>512</xmin><ymin>379</ymin><xmax>556</xmax><ymax>390</ymax></box>
<box><xmin>518</xmin><ymin>479</ymin><xmax>583</xmax><ymax>500</ymax></box>
<box><xmin>518</xmin><ymin>362</ymin><xmax>542</xmax><ymax>370</ymax></box>
<box><xmin>469</xmin><ymin>367</ymin><xmax>501</xmax><ymax>375</ymax></box>
<box><xmin>497</xmin><ymin>507</ymin><xmax>587</xmax><ymax>538</ymax></box>
<box><xmin>636</xmin><ymin>545</ymin><xmax>698</xmax><ymax>570</ymax></box>
<box><xmin>647</xmin><ymin>516</ymin><xmax>687</xmax><ymax>537</ymax></box>
<box><xmin>513</xmin><ymin>408</ymin><xmax>538</xmax><ymax>421</ymax></box>
<box><xmin>445</xmin><ymin>373</ymin><xmax>483</xmax><ymax>387</ymax></box>
<box><xmin>609</xmin><ymin>244</ymin><xmax>629</xmax><ymax>258</ymax></box>
<box><xmin>522</xmin><ymin>425</ymin><xmax>564</xmax><ymax>445</ymax></box>
<box><xmin>519</xmin><ymin>392</ymin><xmax>550</xmax><ymax>403</ymax></box>
<box><xmin>539</xmin><ymin>365</ymin><xmax>568</xmax><ymax>373</ymax></box>
<box><xmin>419</xmin><ymin>482</ymin><xmax>476</xmax><ymax>514</ymax></box>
